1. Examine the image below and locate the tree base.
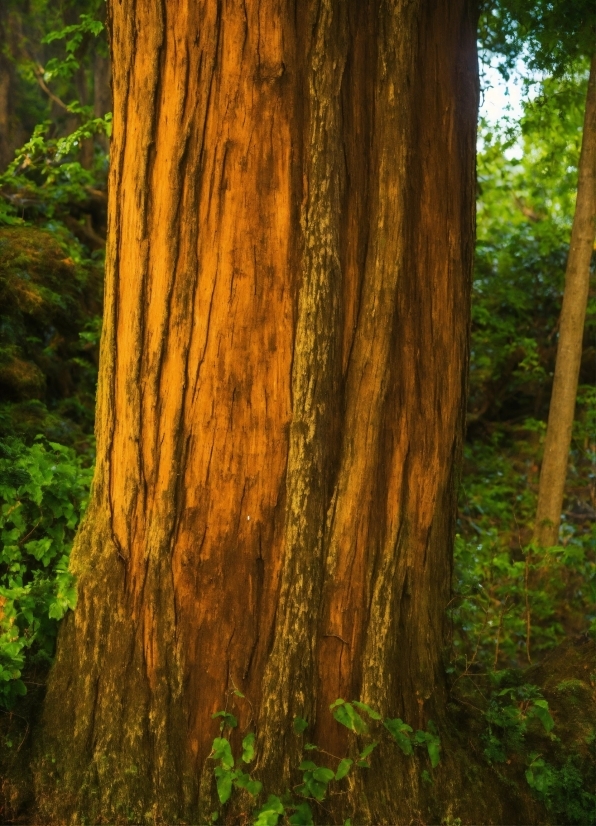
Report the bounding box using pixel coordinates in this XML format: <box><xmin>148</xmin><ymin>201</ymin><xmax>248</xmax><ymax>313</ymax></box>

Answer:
<box><xmin>4</xmin><ymin>636</ymin><xmax>592</xmax><ymax>825</ymax></box>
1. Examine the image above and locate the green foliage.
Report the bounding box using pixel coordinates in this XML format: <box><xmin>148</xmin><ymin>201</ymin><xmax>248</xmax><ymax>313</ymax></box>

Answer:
<box><xmin>525</xmin><ymin>752</ymin><xmax>596</xmax><ymax>824</ymax></box>
<box><xmin>479</xmin><ymin>0</ymin><xmax>595</xmax><ymax>77</ymax></box>
<box><xmin>208</xmin><ymin>699</ymin><xmax>441</xmax><ymax>824</ymax></box>
<box><xmin>482</xmin><ymin>679</ymin><xmax>555</xmax><ymax>763</ymax></box>
<box><xmin>329</xmin><ymin>698</ymin><xmax>368</xmax><ymax>734</ymax></box>
<box><xmin>471</xmin><ymin>67</ymin><xmax>592</xmax><ymax>428</ymax></box>
<box><xmin>454</xmin><ymin>64</ymin><xmax>596</xmax><ymax>672</ymax></box>
<box><xmin>0</xmin><ymin>436</ymin><xmax>92</xmax><ymax>708</ymax></box>
<box><xmin>41</xmin><ymin>14</ymin><xmax>105</xmax><ymax>84</ymax></box>
<box><xmin>0</xmin><ymin>117</ymin><xmax>111</xmax><ymax>230</ymax></box>
<box><xmin>0</xmin><ymin>2</ymin><xmax>110</xmax><ymax>271</ymax></box>
<box><xmin>383</xmin><ymin>718</ymin><xmax>413</xmax><ymax>756</ymax></box>
<box><xmin>0</xmin><ymin>226</ymin><xmax>102</xmax><ymax>449</ymax></box>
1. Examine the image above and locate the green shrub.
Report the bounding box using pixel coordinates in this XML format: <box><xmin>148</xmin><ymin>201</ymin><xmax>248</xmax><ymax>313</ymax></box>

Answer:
<box><xmin>0</xmin><ymin>436</ymin><xmax>92</xmax><ymax>708</ymax></box>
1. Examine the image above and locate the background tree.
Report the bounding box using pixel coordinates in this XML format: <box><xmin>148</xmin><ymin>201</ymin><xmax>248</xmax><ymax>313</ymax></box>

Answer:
<box><xmin>534</xmin><ymin>58</ymin><xmax>596</xmax><ymax>546</ymax></box>
<box><xmin>36</xmin><ymin>1</ymin><xmax>479</xmax><ymax>822</ymax></box>
<box><xmin>480</xmin><ymin>0</ymin><xmax>596</xmax><ymax>547</ymax></box>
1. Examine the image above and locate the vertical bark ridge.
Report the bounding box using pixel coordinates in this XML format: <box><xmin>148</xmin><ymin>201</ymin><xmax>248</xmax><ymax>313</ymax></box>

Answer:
<box><xmin>169</xmin><ymin>0</ymin><xmax>299</xmax><ymax>776</ymax></box>
<box><xmin>258</xmin><ymin>0</ymin><xmax>349</xmax><ymax>774</ymax></box>
<box><xmin>360</xmin><ymin>0</ymin><xmax>477</xmax><ymax>726</ymax></box>
<box><xmin>314</xmin><ymin>0</ymin><xmax>419</xmax><ymax>749</ymax></box>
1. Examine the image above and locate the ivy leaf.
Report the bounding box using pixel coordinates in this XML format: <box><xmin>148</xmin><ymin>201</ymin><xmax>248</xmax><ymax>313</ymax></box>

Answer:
<box><xmin>359</xmin><ymin>741</ymin><xmax>379</xmax><ymax>760</ymax></box>
<box><xmin>211</xmin><ymin>710</ymin><xmax>238</xmax><ymax>730</ymax></box>
<box><xmin>288</xmin><ymin>803</ymin><xmax>314</xmax><ymax>825</ymax></box>
<box><xmin>312</xmin><ymin>767</ymin><xmax>335</xmax><ymax>783</ymax></box>
<box><xmin>331</xmin><ymin>701</ymin><xmax>368</xmax><ymax>734</ymax></box>
<box><xmin>426</xmin><ymin>737</ymin><xmax>441</xmax><ymax>768</ymax></box>
<box><xmin>384</xmin><ymin>718</ymin><xmax>413</xmax><ymax>755</ymax></box>
<box><xmin>234</xmin><ymin>771</ymin><xmax>262</xmax><ymax>796</ymax></box>
<box><xmin>211</xmin><ymin>737</ymin><xmax>234</xmax><ymax>770</ymax></box>
<box><xmin>254</xmin><ymin>795</ymin><xmax>285</xmax><ymax>826</ymax></box>
<box><xmin>293</xmin><ymin>716</ymin><xmax>308</xmax><ymax>734</ymax></box>
<box><xmin>352</xmin><ymin>700</ymin><xmax>382</xmax><ymax>720</ymax></box>
<box><xmin>531</xmin><ymin>700</ymin><xmax>554</xmax><ymax>732</ymax></box>
<box><xmin>335</xmin><ymin>758</ymin><xmax>353</xmax><ymax>780</ymax></box>
<box><xmin>214</xmin><ymin>766</ymin><xmax>234</xmax><ymax>804</ymax></box>
<box><xmin>242</xmin><ymin>731</ymin><xmax>256</xmax><ymax>763</ymax></box>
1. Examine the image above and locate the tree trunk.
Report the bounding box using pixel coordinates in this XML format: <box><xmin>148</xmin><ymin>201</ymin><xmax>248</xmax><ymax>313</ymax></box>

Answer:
<box><xmin>0</xmin><ymin>11</ymin><xmax>25</xmax><ymax>172</ymax></box>
<box><xmin>36</xmin><ymin>1</ymin><xmax>478</xmax><ymax>822</ymax></box>
<box><xmin>534</xmin><ymin>55</ymin><xmax>596</xmax><ymax>548</ymax></box>
<box><xmin>93</xmin><ymin>50</ymin><xmax>112</xmax><ymax>153</ymax></box>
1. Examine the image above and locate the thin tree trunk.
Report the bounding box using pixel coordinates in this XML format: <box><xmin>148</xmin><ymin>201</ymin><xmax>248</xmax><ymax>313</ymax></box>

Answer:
<box><xmin>93</xmin><ymin>50</ymin><xmax>112</xmax><ymax>152</ymax></box>
<box><xmin>0</xmin><ymin>11</ymin><xmax>25</xmax><ymax>172</ymax></box>
<box><xmin>0</xmin><ymin>53</ymin><xmax>13</xmax><ymax>171</ymax></box>
<box><xmin>534</xmin><ymin>55</ymin><xmax>596</xmax><ymax>548</ymax></box>
<box><xmin>36</xmin><ymin>2</ymin><xmax>479</xmax><ymax>823</ymax></box>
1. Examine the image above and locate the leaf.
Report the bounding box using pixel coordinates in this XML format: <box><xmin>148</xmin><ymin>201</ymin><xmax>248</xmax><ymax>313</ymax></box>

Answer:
<box><xmin>211</xmin><ymin>737</ymin><xmax>234</xmax><ymax>770</ymax></box>
<box><xmin>427</xmin><ymin>737</ymin><xmax>441</xmax><ymax>768</ymax></box>
<box><xmin>293</xmin><ymin>716</ymin><xmax>308</xmax><ymax>734</ymax></box>
<box><xmin>359</xmin><ymin>741</ymin><xmax>379</xmax><ymax>760</ymax></box>
<box><xmin>288</xmin><ymin>803</ymin><xmax>314</xmax><ymax>825</ymax></box>
<box><xmin>352</xmin><ymin>700</ymin><xmax>382</xmax><ymax>720</ymax></box>
<box><xmin>531</xmin><ymin>701</ymin><xmax>554</xmax><ymax>732</ymax></box>
<box><xmin>332</xmin><ymin>702</ymin><xmax>368</xmax><ymax>734</ymax></box>
<box><xmin>245</xmin><ymin>779</ymin><xmax>262</xmax><ymax>796</ymax></box>
<box><xmin>254</xmin><ymin>795</ymin><xmax>284</xmax><ymax>826</ymax></box>
<box><xmin>234</xmin><ymin>689</ymin><xmax>245</xmax><ymax>698</ymax></box>
<box><xmin>356</xmin><ymin>760</ymin><xmax>370</xmax><ymax>768</ymax></box>
<box><xmin>304</xmin><ymin>743</ymin><xmax>318</xmax><ymax>751</ymax></box>
<box><xmin>298</xmin><ymin>760</ymin><xmax>317</xmax><ymax>771</ymax></box>
<box><xmin>234</xmin><ymin>772</ymin><xmax>262</xmax><ymax>796</ymax></box>
<box><xmin>312</xmin><ymin>767</ymin><xmax>334</xmax><ymax>783</ymax></box>
<box><xmin>384</xmin><ymin>718</ymin><xmax>413</xmax><ymax>756</ymax></box>
<box><xmin>307</xmin><ymin>780</ymin><xmax>327</xmax><ymax>801</ymax></box>
<box><xmin>212</xmin><ymin>710</ymin><xmax>238</xmax><ymax>729</ymax></box>
<box><xmin>214</xmin><ymin>766</ymin><xmax>233</xmax><ymax>804</ymax></box>
<box><xmin>211</xmin><ymin>812</ymin><xmax>219</xmax><ymax>823</ymax></box>
<box><xmin>335</xmin><ymin>758</ymin><xmax>353</xmax><ymax>780</ymax></box>
<box><xmin>242</xmin><ymin>731</ymin><xmax>256</xmax><ymax>763</ymax></box>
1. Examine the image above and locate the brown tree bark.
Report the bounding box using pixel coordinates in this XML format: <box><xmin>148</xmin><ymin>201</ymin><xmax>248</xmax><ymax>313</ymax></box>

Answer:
<box><xmin>36</xmin><ymin>1</ymin><xmax>478</xmax><ymax>822</ymax></box>
<box><xmin>534</xmin><ymin>55</ymin><xmax>596</xmax><ymax>548</ymax></box>
<box><xmin>0</xmin><ymin>11</ymin><xmax>25</xmax><ymax>172</ymax></box>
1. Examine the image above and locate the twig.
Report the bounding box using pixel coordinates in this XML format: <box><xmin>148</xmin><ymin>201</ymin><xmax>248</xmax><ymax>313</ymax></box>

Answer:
<box><xmin>32</xmin><ymin>63</ymin><xmax>69</xmax><ymax>110</ymax></box>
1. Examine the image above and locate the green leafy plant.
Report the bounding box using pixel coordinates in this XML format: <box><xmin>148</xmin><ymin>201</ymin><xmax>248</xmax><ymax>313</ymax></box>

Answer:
<box><xmin>482</xmin><ymin>680</ymin><xmax>555</xmax><ymax>763</ymax></box>
<box><xmin>208</xmin><ymin>697</ymin><xmax>441</xmax><ymax>825</ymax></box>
<box><xmin>0</xmin><ymin>436</ymin><xmax>92</xmax><ymax>708</ymax></box>
<box><xmin>208</xmin><ymin>710</ymin><xmax>263</xmax><ymax>806</ymax></box>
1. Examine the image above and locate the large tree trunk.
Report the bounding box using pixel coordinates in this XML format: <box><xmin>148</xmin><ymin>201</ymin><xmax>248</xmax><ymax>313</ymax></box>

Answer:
<box><xmin>37</xmin><ymin>1</ymin><xmax>478</xmax><ymax>822</ymax></box>
<box><xmin>534</xmin><ymin>55</ymin><xmax>596</xmax><ymax>548</ymax></box>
